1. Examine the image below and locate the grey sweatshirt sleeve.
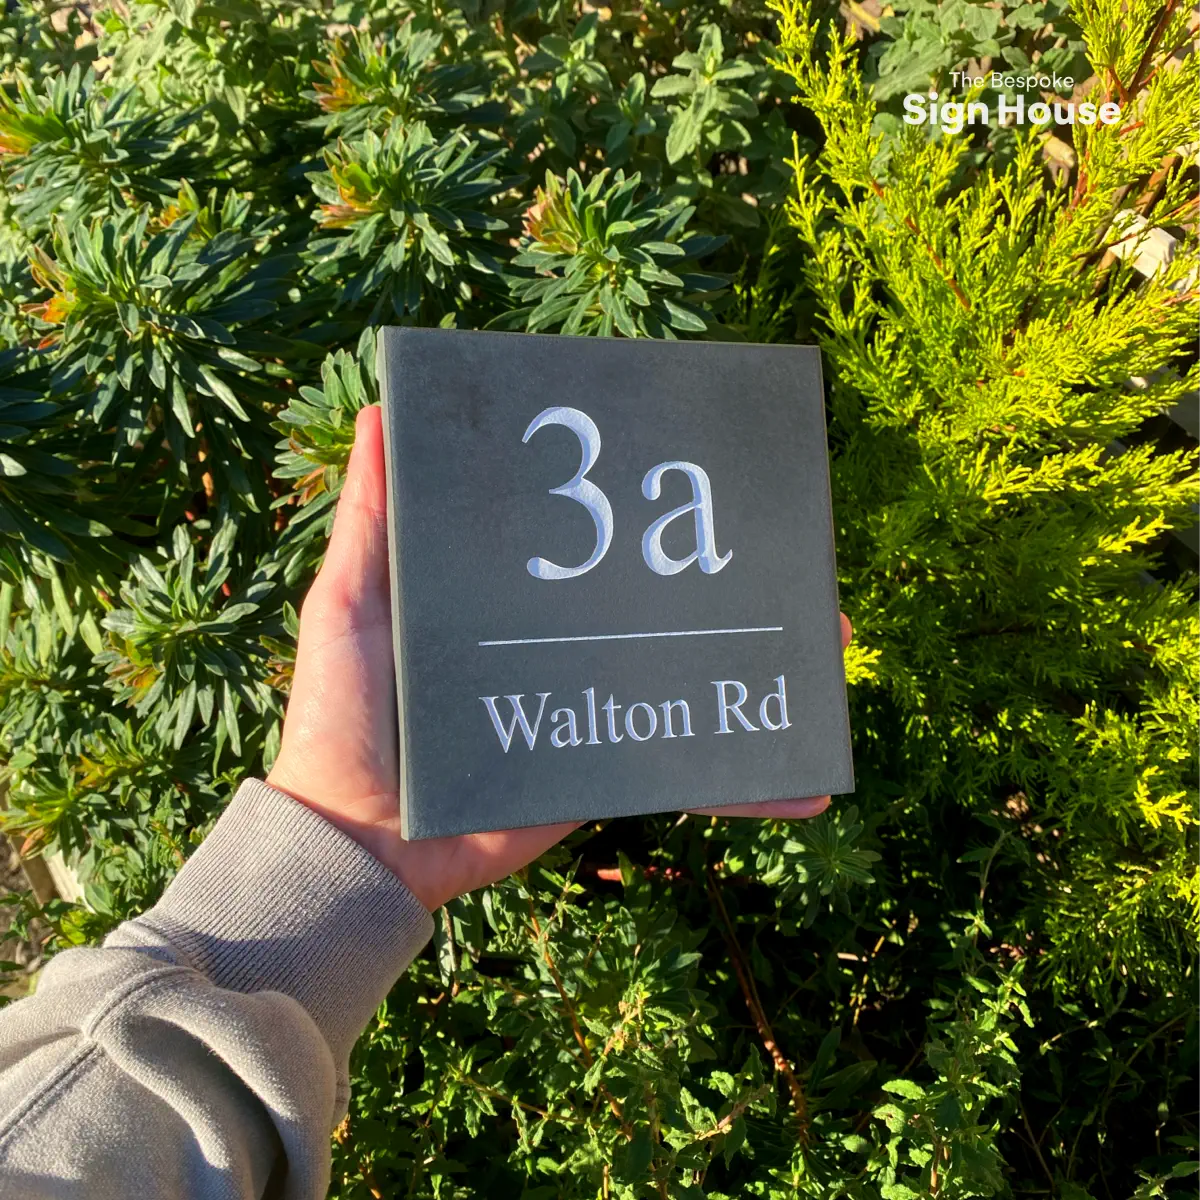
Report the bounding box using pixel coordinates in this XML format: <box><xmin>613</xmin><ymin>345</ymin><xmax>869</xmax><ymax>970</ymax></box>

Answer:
<box><xmin>0</xmin><ymin>778</ymin><xmax>435</xmax><ymax>1200</ymax></box>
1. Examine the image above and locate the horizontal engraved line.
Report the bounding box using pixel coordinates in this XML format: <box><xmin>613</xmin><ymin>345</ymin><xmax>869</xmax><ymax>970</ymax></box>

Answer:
<box><xmin>478</xmin><ymin>626</ymin><xmax>783</xmax><ymax>647</ymax></box>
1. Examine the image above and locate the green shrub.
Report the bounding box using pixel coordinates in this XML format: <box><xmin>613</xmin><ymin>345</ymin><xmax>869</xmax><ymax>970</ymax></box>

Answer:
<box><xmin>0</xmin><ymin>0</ymin><xmax>1195</xmax><ymax>1196</ymax></box>
<box><xmin>774</xmin><ymin>0</ymin><xmax>1198</xmax><ymax>999</ymax></box>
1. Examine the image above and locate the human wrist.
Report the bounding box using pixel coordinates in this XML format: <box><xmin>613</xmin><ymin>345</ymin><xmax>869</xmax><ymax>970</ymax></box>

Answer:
<box><xmin>264</xmin><ymin>767</ymin><xmax>446</xmax><ymax>912</ymax></box>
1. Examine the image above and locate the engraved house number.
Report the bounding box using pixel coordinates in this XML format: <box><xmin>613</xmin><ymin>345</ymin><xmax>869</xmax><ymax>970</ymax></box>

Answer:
<box><xmin>522</xmin><ymin>405</ymin><xmax>732</xmax><ymax>580</ymax></box>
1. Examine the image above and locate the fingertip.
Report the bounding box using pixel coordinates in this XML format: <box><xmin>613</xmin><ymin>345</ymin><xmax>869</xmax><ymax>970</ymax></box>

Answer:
<box><xmin>840</xmin><ymin>613</ymin><xmax>853</xmax><ymax>649</ymax></box>
<box><xmin>689</xmin><ymin>795</ymin><xmax>831</xmax><ymax>820</ymax></box>
<box><xmin>348</xmin><ymin>404</ymin><xmax>383</xmax><ymax>470</ymax></box>
<box><xmin>775</xmin><ymin>794</ymin><xmax>831</xmax><ymax>820</ymax></box>
<box><xmin>343</xmin><ymin>405</ymin><xmax>386</xmax><ymax>504</ymax></box>
<box><xmin>318</xmin><ymin>405</ymin><xmax>389</xmax><ymax>597</ymax></box>
<box><xmin>355</xmin><ymin>403</ymin><xmax>382</xmax><ymax>436</ymax></box>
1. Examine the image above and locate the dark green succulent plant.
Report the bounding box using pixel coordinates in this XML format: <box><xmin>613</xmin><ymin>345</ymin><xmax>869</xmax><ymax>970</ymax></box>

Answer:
<box><xmin>30</xmin><ymin>207</ymin><xmax>297</xmax><ymax>504</ymax></box>
<box><xmin>0</xmin><ymin>346</ymin><xmax>111</xmax><ymax>574</ymax></box>
<box><xmin>308</xmin><ymin>120</ymin><xmax>511</xmax><ymax>320</ymax></box>
<box><xmin>308</xmin><ymin>25</ymin><xmax>500</xmax><ymax>138</ymax></box>
<box><xmin>503</xmin><ymin>168</ymin><xmax>725</xmax><ymax>337</ymax></box>
<box><xmin>96</xmin><ymin>522</ymin><xmax>280</xmax><ymax>755</ymax></box>
<box><xmin>0</xmin><ymin>66</ymin><xmax>191</xmax><ymax>236</ymax></box>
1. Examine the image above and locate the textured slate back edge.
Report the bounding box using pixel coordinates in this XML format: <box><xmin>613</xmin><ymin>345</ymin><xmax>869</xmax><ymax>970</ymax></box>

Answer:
<box><xmin>375</xmin><ymin>329</ymin><xmax>414</xmax><ymax>837</ymax></box>
<box><xmin>812</xmin><ymin>348</ymin><xmax>854</xmax><ymax>793</ymax></box>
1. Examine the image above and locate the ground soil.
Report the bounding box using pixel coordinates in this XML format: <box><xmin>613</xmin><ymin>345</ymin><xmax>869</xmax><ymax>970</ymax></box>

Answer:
<box><xmin>0</xmin><ymin>843</ymin><xmax>48</xmax><ymax>1001</ymax></box>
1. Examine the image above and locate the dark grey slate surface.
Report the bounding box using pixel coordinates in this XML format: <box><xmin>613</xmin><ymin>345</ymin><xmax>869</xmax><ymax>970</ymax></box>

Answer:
<box><xmin>378</xmin><ymin>327</ymin><xmax>853</xmax><ymax>839</ymax></box>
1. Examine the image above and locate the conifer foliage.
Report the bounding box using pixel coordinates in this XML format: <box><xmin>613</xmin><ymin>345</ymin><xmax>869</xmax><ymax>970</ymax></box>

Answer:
<box><xmin>0</xmin><ymin>0</ymin><xmax>1195</xmax><ymax>1196</ymax></box>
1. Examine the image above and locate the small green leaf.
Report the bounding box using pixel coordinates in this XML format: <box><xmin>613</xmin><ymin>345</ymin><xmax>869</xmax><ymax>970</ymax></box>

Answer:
<box><xmin>881</xmin><ymin>1078</ymin><xmax>927</xmax><ymax>1101</ymax></box>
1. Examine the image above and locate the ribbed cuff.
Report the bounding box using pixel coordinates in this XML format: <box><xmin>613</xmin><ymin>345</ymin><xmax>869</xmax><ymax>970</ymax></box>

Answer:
<box><xmin>140</xmin><ymin>778</ymin><xmax>434</xmax><ymax>1064</ymax></box>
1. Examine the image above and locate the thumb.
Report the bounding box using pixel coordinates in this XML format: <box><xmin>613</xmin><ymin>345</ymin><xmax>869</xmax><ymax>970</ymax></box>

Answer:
<box><xmin>314</xmin><ymin>405</ymin><xmax>390</xmax><ymax>611</ymax></box>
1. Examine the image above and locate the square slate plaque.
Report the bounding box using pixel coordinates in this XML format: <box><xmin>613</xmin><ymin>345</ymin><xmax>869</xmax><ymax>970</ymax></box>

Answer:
<box><xmin>377</xmin><ymin>328</ymin><xmax>853</xmax><ymax>840</ymax></box>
